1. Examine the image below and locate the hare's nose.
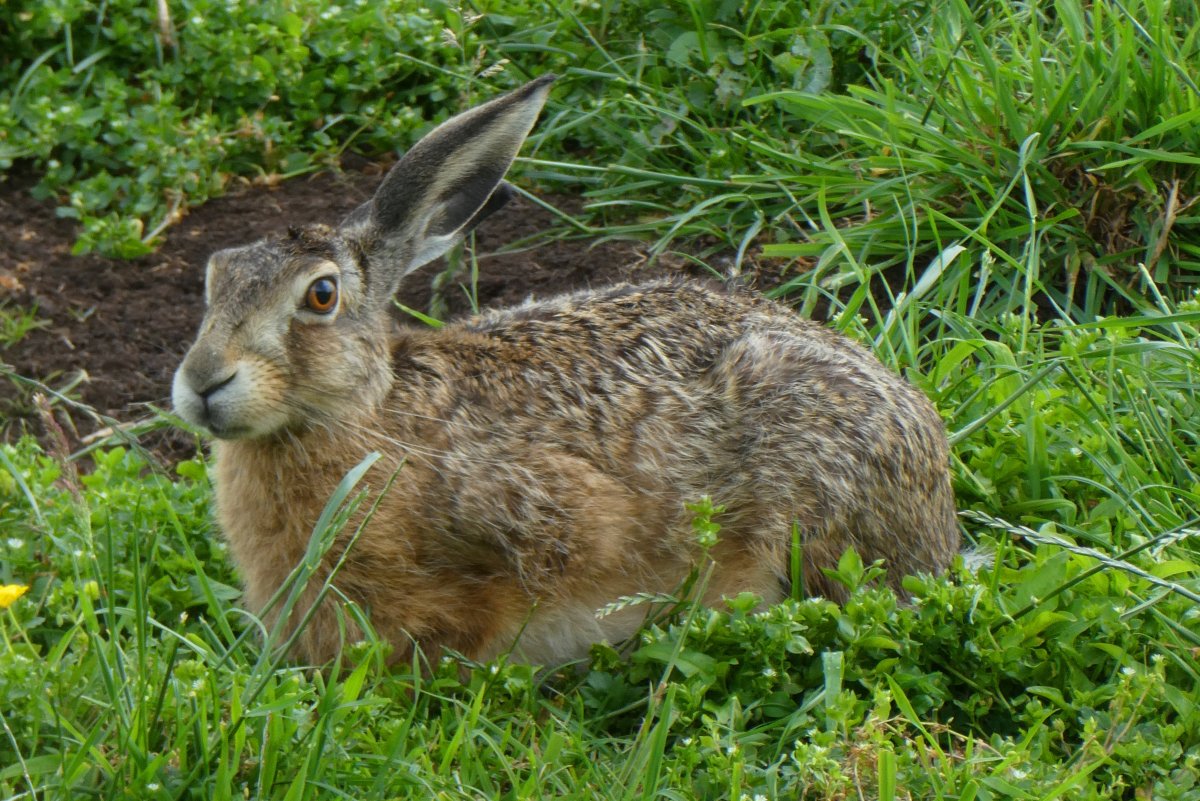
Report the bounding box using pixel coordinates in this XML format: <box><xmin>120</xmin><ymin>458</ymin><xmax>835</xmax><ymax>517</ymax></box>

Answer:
<box><xmin>196</xmin><ymin>371</ymin><xmax>237</xmax><ymax>401</ymax></box>
<box><xmin>180</xmin><ymin>342</ymin><xmax>236</xmax><ymax>398</ymax></box>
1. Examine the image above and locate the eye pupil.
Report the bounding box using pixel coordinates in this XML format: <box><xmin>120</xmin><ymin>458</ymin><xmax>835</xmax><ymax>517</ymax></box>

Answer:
<box><xmin>306</xmin><ymin>278</ymin><xmax>338</xmax><ymax>313</ymax></box>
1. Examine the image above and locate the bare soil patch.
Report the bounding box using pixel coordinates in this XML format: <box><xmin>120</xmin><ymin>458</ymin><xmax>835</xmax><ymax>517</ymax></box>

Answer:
<box><xmin>0</xmin><ymin>161</ymin><xmax>716</xmax><ymax>463</ymax></box>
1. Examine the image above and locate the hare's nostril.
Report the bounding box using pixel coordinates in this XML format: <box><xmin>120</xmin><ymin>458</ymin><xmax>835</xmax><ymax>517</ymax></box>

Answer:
<box><xmin>197</xmin><ymin>371</ymin><xmax>237</xmax><ymax>400</ymax></box>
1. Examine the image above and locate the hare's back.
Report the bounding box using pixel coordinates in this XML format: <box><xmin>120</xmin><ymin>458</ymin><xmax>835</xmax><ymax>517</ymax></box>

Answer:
<box><xmin>458</xmin><ymin>279</ymin><xmax>903</xmax><ymax>401</ymax></box>
<box><xmin>464</xmin><ymin>278</ymin><xmax>838</xmax><ymax>368</ymax></box>
<box><xmin>397</xmin><ymin>277</ymin><xmax>937</xmax><ymax>502</ymax></box>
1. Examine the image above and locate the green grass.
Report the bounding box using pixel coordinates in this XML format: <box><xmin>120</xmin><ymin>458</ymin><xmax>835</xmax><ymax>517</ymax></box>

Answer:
<box><xmin>3</xmin><ymin>0</ymin><xmax>1200</xmax><ymax>798</ymax></box>
<box><xmin>0</xmin><ymin>305</ymin><xmax>47</xmax><ymax>350</ymax></box>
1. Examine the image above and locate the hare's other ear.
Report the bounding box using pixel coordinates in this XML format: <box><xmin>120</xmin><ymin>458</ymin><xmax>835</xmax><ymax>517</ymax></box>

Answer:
<box><xmin>344</xmin><ymin>75</ymin><xmax>553</xmax><ymax>300</ymax></box>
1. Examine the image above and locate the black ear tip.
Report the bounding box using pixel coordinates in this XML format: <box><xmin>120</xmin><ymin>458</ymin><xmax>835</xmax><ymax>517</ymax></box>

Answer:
<box><xmin>524</xmin><ymin>74</ymin><xmax>557</xmax><ymax>94</ymax></box>
<box><xmin>491</xmin><ymin>181</ymin><xmax>516</xmax><ymax>206</ymax></box>
<box><xmin>461</xmin><ymin>181</ymin><xmax>515</xmax><ymax>235</ymax></box>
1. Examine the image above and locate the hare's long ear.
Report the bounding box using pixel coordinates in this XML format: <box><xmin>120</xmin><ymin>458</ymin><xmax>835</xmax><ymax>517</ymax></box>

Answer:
<box><xmin>342</xmin><ymin>75</ymin><xmax>553</xmax><ymax>301</ymax></box>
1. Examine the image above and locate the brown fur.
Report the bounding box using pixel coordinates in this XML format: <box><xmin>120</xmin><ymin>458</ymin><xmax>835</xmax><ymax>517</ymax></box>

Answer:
<box><xmin>173</xmin><ymin>78</ymin><xmax>959</xmax><ymax>666</ymax></box>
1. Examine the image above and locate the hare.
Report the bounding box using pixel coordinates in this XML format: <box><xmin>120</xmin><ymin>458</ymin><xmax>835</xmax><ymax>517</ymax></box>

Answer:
<box><xmin>172</xmin><ymin>76</ymin><xmax>959</xmax><ymax>666</ymax></box>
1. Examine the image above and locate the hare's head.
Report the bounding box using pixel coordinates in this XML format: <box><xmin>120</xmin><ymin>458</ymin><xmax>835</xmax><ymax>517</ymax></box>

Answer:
<box><xmin>172</xmin><ymin>76</ymin><xmax>553</xmax><ymax>440</ymax></box>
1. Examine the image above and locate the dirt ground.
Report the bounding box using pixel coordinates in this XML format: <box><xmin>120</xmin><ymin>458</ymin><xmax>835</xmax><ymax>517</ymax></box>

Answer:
<box><xmin>0</xmin><ymin>161</ymin><xmax>745</xmax><ymax>464</ymax></box>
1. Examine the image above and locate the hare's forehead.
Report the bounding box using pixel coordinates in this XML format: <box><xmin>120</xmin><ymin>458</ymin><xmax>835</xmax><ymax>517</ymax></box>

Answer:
<box><xmin>204</xmin><ymin>241</ymin><xmax>339</xmax><ymax>301</ymax></box>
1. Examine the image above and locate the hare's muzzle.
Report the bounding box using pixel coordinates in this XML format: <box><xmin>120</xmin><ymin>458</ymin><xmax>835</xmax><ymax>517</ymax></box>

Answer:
<box><xmin>172</xmin><ymin>338</ymin><xmax>265</xmax><ymax>439</ymax></box>
<box><xmin>173</xmin><ymin>357</ymin><xmax>236</xmax><ymax>438</ymax></box>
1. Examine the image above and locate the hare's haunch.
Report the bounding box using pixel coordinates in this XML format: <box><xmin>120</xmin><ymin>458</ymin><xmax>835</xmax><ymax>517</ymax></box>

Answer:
<box><xmin>173</xmin><ymin>76</ymin><xmax>958</xmax><ymax>665</ymax></box>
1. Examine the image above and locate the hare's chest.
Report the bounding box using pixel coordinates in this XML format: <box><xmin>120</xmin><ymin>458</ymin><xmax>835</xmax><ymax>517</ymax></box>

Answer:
<box><xmin>211</xmin><ymin>447</ymin><xmax>339</xmax><ymax>610</ymax></box>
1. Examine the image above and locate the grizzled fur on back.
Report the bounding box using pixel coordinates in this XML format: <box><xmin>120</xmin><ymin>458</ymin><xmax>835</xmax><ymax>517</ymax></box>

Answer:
<box><xmin>172</xmin><ymin>77</ymin><xmax>959</xmax><ymax>666</ymax></box>
<box><xmin>432</xmin><ymin>279</ymin><xmax>956</xmax><ymax>594</ymax></box>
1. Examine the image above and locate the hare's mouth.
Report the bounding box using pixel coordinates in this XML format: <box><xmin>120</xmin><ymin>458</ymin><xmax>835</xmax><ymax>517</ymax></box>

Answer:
<box><xmin>173</xmin><ymin>390</ymin><xmax>253</xmax><ymax>440</ymax></box>
<box><xmin>183</xmin><ymin>405</ymin><xmax>277</xmax><ymax>441</ymax></box>
<box><xmin>201</xmin><ymin>419</ymin><xmax>254</xmax><ymax>440</ymax></box>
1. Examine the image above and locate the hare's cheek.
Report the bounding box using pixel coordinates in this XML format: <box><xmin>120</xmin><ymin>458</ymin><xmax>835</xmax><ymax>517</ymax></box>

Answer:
<box><xmin>286</xmin><ymin>327</ymin><xmax>385</xmax><ymax>410</ymax></box>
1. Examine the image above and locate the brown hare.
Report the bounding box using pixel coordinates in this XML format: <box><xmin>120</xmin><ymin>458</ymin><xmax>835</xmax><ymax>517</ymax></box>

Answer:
<box><xmin>172</xmin><ymin>76</ymin><xmax>959</xmax><ymax>666</ymax></box>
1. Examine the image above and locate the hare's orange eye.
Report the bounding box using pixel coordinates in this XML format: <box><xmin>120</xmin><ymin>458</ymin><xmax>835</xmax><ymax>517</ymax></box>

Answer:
<box><xmin>305</xmin><ymin>277</ymin><xmax>338</xmax><ymax>314</ymax></box>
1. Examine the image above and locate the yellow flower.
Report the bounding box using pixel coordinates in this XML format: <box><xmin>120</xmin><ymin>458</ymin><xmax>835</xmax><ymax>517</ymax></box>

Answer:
<box><xmin>0</xmin><ymin>584</ymin><xmax>29</xmax><ymax>609</ymax></box>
